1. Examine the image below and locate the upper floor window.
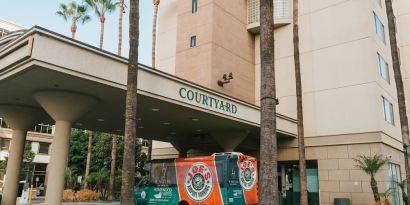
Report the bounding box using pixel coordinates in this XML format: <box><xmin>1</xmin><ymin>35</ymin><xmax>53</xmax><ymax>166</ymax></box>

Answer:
<box><xmin>38</xmin><ymin>142</ymin><xmax>50</xmax><ymax>154</ymax></box>
<box><xmin>378</xmin><ymin>53</ymin><xmax>390</xmax><ymax>83</ymax></box>
<box><xmin>374</xmin><ymin>12</ymin><xmax>386</xmax><ymax>42</ymax></box>
<box><xmin>382</xmin><ymin>96</ymin><xmax>394</xmax><ymax>124</ymax></box>
<box><xmin>190</xmin><ymin>36</ymin><xmax>197</xmax><ymax>47</ymax></box>
<box><xmin>0</xmin><ymin>138</ymin><xmax>10</xmax><ymax>151</ymax></box>
<box><xmin>274</xmin><ymin>0</ymin><xmax>290</xmax><ymax>19</ymax></box>
<box><xmin>192</xmin><ymin>0</ymin><xmax>198</xmax><ymax>13</ymax></box>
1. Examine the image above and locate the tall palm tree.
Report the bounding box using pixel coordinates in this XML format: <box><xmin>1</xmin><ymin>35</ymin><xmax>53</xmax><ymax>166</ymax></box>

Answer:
<box><xmin>117</xmin><ymin>0</ymin><xmax>125</xmax><ymax>55</ymax></box>
<box><xmin>56</xmin><ymin>1</ymin><xmax>91</xmax><ymax>39</ymax></box>
<box><xmin>384</xmin><ymin>0</ymin><xmax>410</xmax><ymax>204</ymax></box>
<box><xmin>84</xmin><ymin>131</ymin><xmax>93</xmax><ymax>189</ymax></box>
<box><xmin>108</xmin><ymin>1</ymin><xmax>125</xmax><ymax>199</ymax></box>
<box><xmin>152</xmin><ymin>0</ymin><xmax>160</xmax><ymax>68</ymax></box>
<box><xmin>259</xmin><ymin>0</ymin><xmax>278</xmax><ymax>204</ymax></box>
<box><xmin>354</xmin><ymin>154</ymin><xmax>388</xmax><ymax>202</ymax></box>
<box><xmin>147</xmin><ymin>0</ymin><xmax>161</xmax><ymax>161</ymax></box>
<box><xmin>121</xmin><ymin>0</ymin><xmax>139</xmax><ymax>203</ymax></box>
<box><xmin>85</xmin><ymin>0</ymin><xmax>119</xmax><ymax>49</ymax></box>
<box><xmin>108</xmin><ymin>134</ymin><xmax>117</xmax><ymax>201</ymax></box>
<box><xmin>292</xmin><ymin>0</ymin><xmax>308</xmax><ymax>204</ymax></box>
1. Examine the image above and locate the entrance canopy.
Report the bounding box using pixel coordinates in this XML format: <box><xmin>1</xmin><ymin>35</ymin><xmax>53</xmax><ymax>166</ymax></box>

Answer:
<box><xmin>0</xmin><ymin>27</ymin><xmax>296</xmax><ymax>152</ymax></box>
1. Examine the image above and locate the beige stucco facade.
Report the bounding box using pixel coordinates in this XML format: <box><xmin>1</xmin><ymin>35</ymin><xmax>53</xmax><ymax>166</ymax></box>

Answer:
<box><xmin>155</xmin><ymin>0</ymin><xmax>410</xmax><ymax>204</ymax></box>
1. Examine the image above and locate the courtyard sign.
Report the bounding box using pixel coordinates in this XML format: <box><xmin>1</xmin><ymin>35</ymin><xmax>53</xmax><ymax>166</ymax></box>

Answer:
<box><xmin>179</xmin><ymin>87</ymin><xmax>238</xmax><ymax>114</ymax></box>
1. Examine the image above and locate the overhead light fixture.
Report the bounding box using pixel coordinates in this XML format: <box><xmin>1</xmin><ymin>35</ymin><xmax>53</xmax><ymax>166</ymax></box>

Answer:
<box><xmin>170</xmin><ymin>132</ymin><xmax>176</xmax><ymax>135</ymax></box>
<box><xmin>196</xmin><ymin>129</ymin><xmax>202</xmax><ymax>132</ymax></box>
<box><xmin>151</xmin><ymin>108</ymin><xmax>160</xmax><ymax>112</ymax></box>
<box><xmin>97</xmin><ymin>119</ymin><xmax>104</xmax><ymax>122</ymax></box>
<box><xmin>75</xmin><ymin>122</ymin><xmax>83</xmax><ymax>126</ymax></box>
<box><xmin>163</xmin><ymin>122</ymin><xmax>171</xmax><ymax>125</ymax></box>
<box><xmin>138</xmin><ymin>126</ymin><xmax>144</xmax><ymax>129</ymax></box>
<box><xmin>116</xmin><ymin>129</ymin><xmax>122</xmax><ymax>132</ymax></box>
<box><xmin>191</xmin><ymin>118</ymin><xmax>199</xmax><ymax>121</ymax></box>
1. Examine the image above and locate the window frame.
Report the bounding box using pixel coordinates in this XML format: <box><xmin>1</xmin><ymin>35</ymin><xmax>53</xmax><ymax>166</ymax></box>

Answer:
<box><xmin>389</xmin><ymin>163</ymin><xmax>404</xmax><ymax>205</ymax></box>
<box><xmin>38</xmin><ymin>142</ymin><xmax>50</xmax><ymax>155</ymax></box>
<box><xmin>192</xmin><ymin>0</ymin><xmax>198</xmax><ymax>13</ymax></box>
<box><xmin>190</xmin><ymin>36</ymin><xmax>197</xmax><ymax>48</ymax></box>
<box><xmin>377</xmin><ymin>53</ymin><xmax>390</xmax><ymax>83</ymax></box>
<box><xmin>382</xmin><ymin>96</ymin><xmax>394</xmax><ymax>125</ymax></box>
<box><xmin>373</xmin><ymin>12</ymin><xmax>386</xmax><ymax>43</ymax></box>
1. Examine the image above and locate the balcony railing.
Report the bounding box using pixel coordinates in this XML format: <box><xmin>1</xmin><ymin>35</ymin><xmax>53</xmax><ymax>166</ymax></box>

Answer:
<box><xmin>0</xmin><ymin>117</ymin><xmax>54</xmax><ymax>134</ymax></box>
<box><xmin>247</xmin><ymin>0</ymin><xmax>292</xmax><ymax>33</ymax></box>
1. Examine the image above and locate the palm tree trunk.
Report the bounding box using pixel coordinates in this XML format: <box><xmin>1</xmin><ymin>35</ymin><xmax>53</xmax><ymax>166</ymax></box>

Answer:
<box><xmin>293</xmin><ymin>0</ymin><xmax>308</xmax><ymax>205</ymax></box>
<box><xmin>84</xmin><ymin>131</ymin><xmax>93</xmax><ymax>189</ymax></box>
<box><xmin>370</xmin><ymin>174</ymin><xmax>380</xmax><ymax>202</ymax></box>
<box><xmin>259</xmin><ymin>0</ymin><xmax>278</xmax><ymax>204</ymax></box>
<box><xmin>121</xmin><ymin>0</ymin><xmax>139</xmax><ymax>203</ymax></box>
<box><xmin>71</xmin><ymin>22</ymin><xmax>77</xmax><ymax>39</ymax></box>
<box><xmin>118</xmin><ymin>0</ymin><xmax>124</xmax><ymax>56</ymax></box>
<box><xmin>384</xmin><ymin>1</ymin><xmax>410</xmax><ymax>204</ymax></box>
<box><xmin>108</xmin><ymin>135</ymin><xmax>117</xmax><ymax>201</ymax></box>
<box><xmin>99</xmin><ymin>16</ymin><xmax>105</xmax><ymax>49</ymax></box>
<box><xmin>147</xmin><ymin>140</ymin><xmax>153</xmax><ymax>161</ymax></box>
<box><xmin>152</xmin><ymin>3</ymin><xmax>159</xmax><ymax>68</ymax></box>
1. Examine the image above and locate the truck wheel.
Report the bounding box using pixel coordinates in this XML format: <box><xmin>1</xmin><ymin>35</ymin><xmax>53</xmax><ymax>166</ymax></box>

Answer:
<box><xmin>179</xmin><ymin>201</ymin><xmax>189</xmax><ymax>205</ymax></box>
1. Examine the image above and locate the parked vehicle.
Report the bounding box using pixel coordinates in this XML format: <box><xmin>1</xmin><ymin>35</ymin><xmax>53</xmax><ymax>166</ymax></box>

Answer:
<box><xmin>134</xmin><ymin>152</ymin><xmax>258</xmax><ymax>205</ymax></box>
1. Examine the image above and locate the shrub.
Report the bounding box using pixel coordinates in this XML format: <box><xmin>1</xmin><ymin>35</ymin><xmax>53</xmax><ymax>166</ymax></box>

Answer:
<box><xmin>76</xmin><ymin>189</ymin><xmax>100</xmax><ymax>201</ymax></box>
<box><xmin>63</xmin><ymin>189</ymin><xmax>76</xmax><ymax>202</ymax></box>
<box><xmin>62</xmin><ymin>189</ymin><xmax>99</xmax><ymax>202</ymax></box>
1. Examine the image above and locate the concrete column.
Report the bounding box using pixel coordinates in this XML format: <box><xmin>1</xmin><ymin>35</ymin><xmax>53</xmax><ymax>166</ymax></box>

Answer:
<box><xmin>0</xmin><ymin>105</ymin><xmax>45</xmax><ymax>205</ymax></box>
<box><xmin>170</xmin><ymin>139</ymin><xmax>189</xmax><ymax>158</ymax></box>
<box><xmin>2</xmin><ymin>130</ymin><xmax>26</xmax><ymax>205</ymax></box>
<box><xmin>44</xmin><ymin>121</ymin><xmax>71</xmax><ymax>204</ymax></box>
<box><xmin>212</xmin><ymin>131</ymin><xmax>249</xmax><ymax>152</ymax></box>
<box><xmin>34</xmin><ymin>90</ymin><xmax>98</xmax><ymax>205</ymax></box>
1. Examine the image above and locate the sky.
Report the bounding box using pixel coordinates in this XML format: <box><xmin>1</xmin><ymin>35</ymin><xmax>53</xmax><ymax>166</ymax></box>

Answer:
<box><xmin>1</xmin><ymin>0</ymin><xmax>154</xmax><ymax>66</ymax></box>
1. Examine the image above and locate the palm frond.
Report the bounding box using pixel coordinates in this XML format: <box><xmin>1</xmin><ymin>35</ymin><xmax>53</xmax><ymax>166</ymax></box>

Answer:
<box><xmin>353</xmin><ymin>154</ymin><xmax>389</xmax><ymax>175</ymax></box>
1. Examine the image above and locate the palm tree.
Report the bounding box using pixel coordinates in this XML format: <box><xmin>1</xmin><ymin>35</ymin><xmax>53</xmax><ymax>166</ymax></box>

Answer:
<box><xmin>152</xmin><ymin>0</ymin><xmax>160</xmax><ymax>68</ymax></box>
<box><xmin>56</xmin><ymin>1</ymin><xmax>91</xmax><ymax>39</ymax></box>
<box><xmin>292</xmin><ymin>0</ymin><xmax>308</xmax><ymax>204</ymax></box>
<box><xmin>117</xmin><ymin>0</ymin><xmax>125</xmax><ymax>55</ymax></box>
<box><xmin>84</xmin><ymin>131</ymin><xmax>93</xmax><ymax>189</ymax></box>
<box><xmin>121</xmin><ymin>0</ymin><xmax>139</xmax><ymax>203</ymax></box>
<box><xmin>354</xmin><ymin>154</ymin><xmax>388</xmax><ymax>202</ymax></box>
<box><xmin>147</xmin><ymin>0</ymin><xmax>161</xmax><ymax>161</ymax></box>
<box><xmin>108</xmin><ymin>1</ymin><xmax>125</xmax><ymax>199</ymax></box>
<box><xmin>108</xmin><ymin>134</ymin><xmax>117</xmax><ymax>201</ymax></box>
<box><xmin>85</xmin><ymin>0</ymin><xmax>119</xmax><ymax>49</ymax></box>
<box><xmin>259</xmin><ymin>0</ymin><xmax>278</xmax><ymax>204</ymax></box>
<box><xmin>384</xmin><ymin>0</ymin><xmax>410</xmax><ymax>204</ymax></box>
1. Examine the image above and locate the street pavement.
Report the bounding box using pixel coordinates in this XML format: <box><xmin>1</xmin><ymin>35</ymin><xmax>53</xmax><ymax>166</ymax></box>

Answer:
<box><xmin>30</xmin><ymin>198</ymin><xmax>120</xmax><ymax>205</ymax></box>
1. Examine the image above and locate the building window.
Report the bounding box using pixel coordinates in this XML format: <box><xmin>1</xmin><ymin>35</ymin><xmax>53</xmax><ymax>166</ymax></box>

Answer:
<box><xmin>389</xmin><ymin>163</ymin><xmax>404</xmax><ymax>205</ymax></box>
<box><xmin>274</xmin><ymin>0</ymin><xmax>290</xmax><ymax>19</ymax></box>
<box><xmin>192</xmin><ymin>0</ymin><xmax>198</xmax><ymax>13</ymax></box>
<box><xmin>378</xmin><ymin>53</ymin><xmax>390</xmax><ymax>83</ymax></box>
<box><xmin>382</xmin><ymin>97</ymin><xmax>394</xmax><ymax>124</ymax></box>
<box><xmin>190</xmin><ymin>36</ymin><xmax>197</xmax><ymax>47</ymax></box>
<box><xmin>38</xmin><ymin>142</ymin><xmax>50</xmax><ymax>154</ymax></box>
<box><xmin>374</xmin><ymin>12</ymin><xmax>385</xmax><ymax>42</ymax></box>
<box><xmin>0</xmin><ymin>138</ymin><xmax>10</xmax><ymax>151</ymax></box>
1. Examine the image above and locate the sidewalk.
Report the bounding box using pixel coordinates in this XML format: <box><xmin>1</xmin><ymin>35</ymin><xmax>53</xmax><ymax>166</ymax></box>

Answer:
<box><xmin>30</xmin><ymin>198</ymin><xmax>120</xmax><ymax>205</ymax></box>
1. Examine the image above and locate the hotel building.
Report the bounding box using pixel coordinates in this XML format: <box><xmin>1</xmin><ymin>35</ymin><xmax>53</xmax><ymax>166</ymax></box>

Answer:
<box><xmin>152</xmin><ymin>0</ymin><xmax>410</xmax><ymax>204</ymax></box>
